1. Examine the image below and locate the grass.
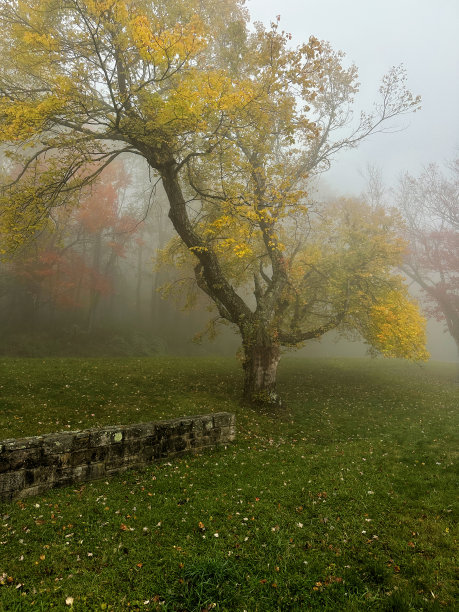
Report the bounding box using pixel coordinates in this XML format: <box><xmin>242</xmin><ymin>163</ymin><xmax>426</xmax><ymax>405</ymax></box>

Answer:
<box><xmin>0</xmin><ymin>356</ymin><xmax>457</xmax><ymax>611</ymax></box>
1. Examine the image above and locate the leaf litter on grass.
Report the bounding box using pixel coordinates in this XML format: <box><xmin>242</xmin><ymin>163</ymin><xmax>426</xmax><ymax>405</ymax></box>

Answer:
<box><xmin>0</xmin><ymin>357</ymin><xmax>457</xmax><ymax>610</ymax></box>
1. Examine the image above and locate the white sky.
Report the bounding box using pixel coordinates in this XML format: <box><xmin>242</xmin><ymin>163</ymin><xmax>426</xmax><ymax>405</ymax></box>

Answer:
<box><xmin>247</xmin><ymin>0</ymin><xmax>459</xmax><ymax>196</ymax></box>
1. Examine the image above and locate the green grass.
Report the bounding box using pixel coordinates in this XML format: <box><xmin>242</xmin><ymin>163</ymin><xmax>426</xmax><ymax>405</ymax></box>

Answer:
<box><xmin>0</xmin><ymin>357</ymin><xmax>457</xmax><ymax>611</ymax></box>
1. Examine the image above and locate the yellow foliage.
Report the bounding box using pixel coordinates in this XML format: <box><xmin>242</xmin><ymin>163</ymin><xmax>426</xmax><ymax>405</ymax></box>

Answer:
<box><xmin>0</xmin><ymin>96</ymin><xmax>66</xmax><ymax>141</ymax></box>
<box><xmin>21</xmin><ymin>30</ymin><xmax>59</xmax><ymax>51</ymax></box>
<box><xmin>130</xmin><ymin>13</ymin><xmax>206</xmax><ymax>65</ymax></box>
<box><xmin>0</xmin><ymin>189</ymin><xmax>52</xmax><ymax>253</ymax></box>
<box><xmin>366</xmin><ymin>291</ymin><xmax>429</xmax><ymax>361</ymax></box>
<box><xmin>0</xmin><ymin>1</ymin><xmax>427</xmax><ymax>370</ymax></box>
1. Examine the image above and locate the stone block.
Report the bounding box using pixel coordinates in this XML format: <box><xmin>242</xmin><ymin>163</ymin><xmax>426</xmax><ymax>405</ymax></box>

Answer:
<box><xmin>108</xmin><ymin>443</ymin><xmax>125</xmax><ymax>459</ymax></box>
<box><xmin>2</xmin><ymin>449</ymin><xmax>28</xmax><ymax>472</ymax></box>
<box><xmin>89</xmin><ymin>428</ymin><xmax>114</xmax><ymax>448</ymax></box>
<box><xmin>93</xmin><ymin>445</ymin><xmax>109</xmax><ymax>463</ymax></box>
<box><xmin>141</xmin><ymin>445</ymin><xmax>154</xmax><ymax>460</ymax></box>
<box><xmin>191</xmin><ymin>418</ymin><xmax>203</xmax><ymax>433</ymax></box>
<box><xmin>25</xmin><ymin>466</ymin><xmax>52</xmax><ymax>486</ymax></box>
<box><xmin>123</xmin><ymin>425</ymin><xmax>147</xmax><ymax>441</ymax></box>
<box><xmin>213</xmin><ymin>413</ymin><xmax>232</xmax><ymax>427</ymax></box>
<box><xmin>0</xmin><ymin>456</ymin><xmax>10</xmax><ymax>473</ymax></box>
<box><xmin>52</xmin><ymin>466</ymin><xmax>74</xmax><ymax>487</ymax></box>
<box><xmin>178</xmin><ymin>419</ymin><xmax>193</xmax><ymax>434</ymax></box>
<box><xmin>70</xmin><ymin>449</ymin><xmax>92</xmax><ymax>467</ymax></box>
<box><xmin>3</xmin><ymin>446</ymin><xmax>43</xmax><ymax>471</ymax></box>
<box><xmin>86</xmin><ymin>462</ymin><xmax>107</xmax><ymax>480</ymax></box>
<box><xmin>173</xmin><ymin>437</ymin><xmax>188</xmax><ymax>453</ymax></box>
<box><xmin>0</xmin><ymin>470</ymin><xmax>25</xmax><ymax>494</ymax></box>
<box><xmin>3</xmin><ymin>437</ymin><xmax>42</xmax><ymax>452</ymax></box>
<box><xmin>71</xmin><ymin>432</ymin><xmax>91</xmax><ymax>451</ymax></box>
<box><xmin>202</xmin><ymin>417</ymin><xmax>214</xmax><ymax>432</ymax></box>
<box><xmin>72</xmin><ymin>464</ymin><xmax>93</xmax><ymax>482</ymax></box>
<box><xmin>42</xmin><ymin>433</ymin><xmax>74</xmax><ymax>454</ymax></box>
<box><xmin>38</xmin><ymin>451</ymin><xmax>63</xmax><ymax>468</ymax></box>
<box><xmin>124</xmin><ymin>439</ymin><xmax>142</xmax><ymax>456</ymax></box>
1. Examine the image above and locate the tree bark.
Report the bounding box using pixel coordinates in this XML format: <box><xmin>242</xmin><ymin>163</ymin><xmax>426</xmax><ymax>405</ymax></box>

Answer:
<box><xmin>242</xmin><ymin>339</ymin><xmax>281</xmax><ymax>406</ymax></box>
<box><xmin>159</xmin><ymin>163</ymin><xmax>251</xmax><ymax>326</ymax></box>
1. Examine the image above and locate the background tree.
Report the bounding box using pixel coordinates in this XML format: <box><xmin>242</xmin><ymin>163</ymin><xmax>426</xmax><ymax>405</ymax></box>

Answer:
<box><xmin>396</xmin><ymin>160</ymin><xmax>459</xmax><ymax>365</ymax></box>
<box><xmin>0</xmin><ymin>0</ymin><xmax>425</xmax><ymax>404</ymax></box>
<box><xmin>0</xmin><ymin>160</ymin><xmax>140</xmax><ymax>332</ymax></box>
<box><xmin>75</xmin><ymin>161</ymin><xmax>137</xmax><ymax>331</ymax></box>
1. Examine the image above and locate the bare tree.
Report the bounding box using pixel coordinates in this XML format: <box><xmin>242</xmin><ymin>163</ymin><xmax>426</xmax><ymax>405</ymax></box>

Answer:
<box><xmin>396</xmin><ymin>161</ymin><xmax>459</xmax><ymax>373</ymax></box>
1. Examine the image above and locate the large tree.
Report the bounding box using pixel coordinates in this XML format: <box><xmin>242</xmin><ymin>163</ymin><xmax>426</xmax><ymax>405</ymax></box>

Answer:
<box><xmin>0</xmin><ymin>0</ymin><xmax>427</xmax><ymax>404</ymax></box>
<box><xmin>396</xmin><ymin>161</ymin><xmax>459</xmax><ymax>365</ymax></box>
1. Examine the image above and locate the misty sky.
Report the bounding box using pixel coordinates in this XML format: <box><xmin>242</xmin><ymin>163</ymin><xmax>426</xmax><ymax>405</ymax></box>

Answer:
<box><xmin>248</xmin><ymin>0</ymin><xmax>459</xmax><ymax>196</ymax></box>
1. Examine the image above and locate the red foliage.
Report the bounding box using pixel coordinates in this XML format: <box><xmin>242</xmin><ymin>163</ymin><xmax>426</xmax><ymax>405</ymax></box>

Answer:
<box><xmin>7</xmin><ymin>160</ymin><xmax>142</xmax><ymax>313</ymax></box>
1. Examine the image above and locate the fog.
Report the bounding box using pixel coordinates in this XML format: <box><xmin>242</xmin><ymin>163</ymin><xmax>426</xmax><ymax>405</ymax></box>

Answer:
<box><xmin>1</xmin><ymin>162</ymin><xmax>456</xmax><ymax>362</ymax></box>
<box><xmin>248</xmin><ymin>0</ymin><xmax>459</xmax><ymax>193</ymax></box>
<box><xmin>247</xmin><ymin>0</ymin><xmax>459</xmax><ymax>362</ymax></box>
<box><xmin>0</xmin><ymin>0</ymin><xmax>457</xmax><ymax>364</ymax></box>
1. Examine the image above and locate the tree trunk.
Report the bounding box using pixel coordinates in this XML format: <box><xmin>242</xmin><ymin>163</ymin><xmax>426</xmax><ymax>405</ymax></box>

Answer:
<box><xmin>242</xmin><ymin>341</ymin><xmax>281</xmax><ymax>406</ymax></box>
<box><xmin>444</xmin><ymin>312</ymin><xmax>459</xmax><ymax>383</ymax></box>
<box><xmin>86</xmin><ymin>231</ymin><xmax>102</xmax><ymax>333</ymax></box>
<box><xmin>135</xmin><ymin>238</ymin><xmax>143</xmax><ymax>322</ymax></box>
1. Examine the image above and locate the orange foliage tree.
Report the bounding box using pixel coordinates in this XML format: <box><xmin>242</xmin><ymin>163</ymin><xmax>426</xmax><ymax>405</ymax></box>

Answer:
<box><xmin>2</xmin><ymin>161</ymin><xmax>140</xmax><ymax>331</ymax></box>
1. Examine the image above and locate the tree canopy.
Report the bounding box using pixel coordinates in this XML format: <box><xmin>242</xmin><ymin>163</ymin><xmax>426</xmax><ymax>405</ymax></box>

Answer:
<box><xmin>0</xmin><ymin>0</ymin><xmax>427</xmax><ymax>404</ymax></box>
<box><xmin>396</xmin><ymin>160</ymin><xmax>459</xmax><ymax>361</ymax></box>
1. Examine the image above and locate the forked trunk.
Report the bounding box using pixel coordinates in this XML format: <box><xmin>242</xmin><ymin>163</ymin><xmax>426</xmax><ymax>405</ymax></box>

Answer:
<box><xmin>242</xmin><ymin>342</ymin><xmax>281</xmax><ymax>406</ymax></box>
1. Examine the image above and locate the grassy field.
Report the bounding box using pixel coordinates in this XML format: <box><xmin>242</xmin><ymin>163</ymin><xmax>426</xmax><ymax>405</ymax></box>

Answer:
<box><xmin>0</xmin><ymin>357</ymin><xmax>457</xmax><ymax>611</ymax></box>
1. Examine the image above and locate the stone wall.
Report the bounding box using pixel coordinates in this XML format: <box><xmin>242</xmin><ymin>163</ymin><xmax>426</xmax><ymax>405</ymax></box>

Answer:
<box><xmin>0</xmin><ymin>412</ymin><xmax>235</xmax><ymax>502</ymax></box>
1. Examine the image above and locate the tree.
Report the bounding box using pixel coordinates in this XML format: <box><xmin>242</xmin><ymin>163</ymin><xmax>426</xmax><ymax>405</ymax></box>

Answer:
<box><xmin>75</xmin><ymin>161</ymin><xmax>137</xmax><ymax>331</ymax></box>
<box><xmin>162</xmin><ymin>195</ymin><xmax>428</xmax><ymax>400</ymax></box>
<box><xmin>396</xmin><ymin>161</ymin><xmax>459</xmax><ymax>366</ymax></box>
<box><xmin>0</xmin><ymin>0</ymin><xmax>426</xmax><ymax>404</ymax></box>
<box><xmin>0</xmin><ymin>160</ymin><xmax>139</xmax><ymax>332</ymax></box>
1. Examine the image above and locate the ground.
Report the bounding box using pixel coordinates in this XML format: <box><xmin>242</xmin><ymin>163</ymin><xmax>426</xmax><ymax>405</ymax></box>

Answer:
<box><xmin>0</xmin><ymin>357</ymin><xmax>457</xmax><ymax>610</ymax></box>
